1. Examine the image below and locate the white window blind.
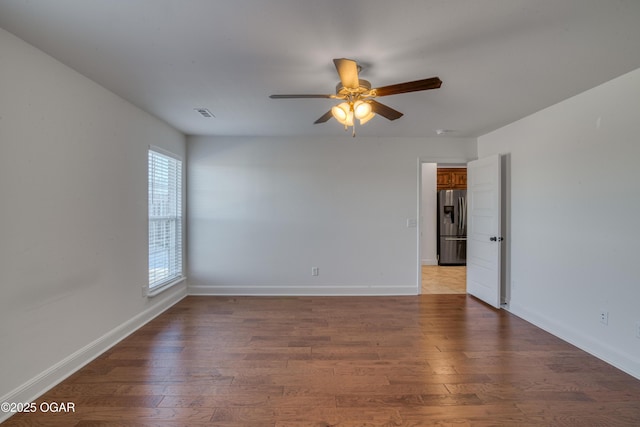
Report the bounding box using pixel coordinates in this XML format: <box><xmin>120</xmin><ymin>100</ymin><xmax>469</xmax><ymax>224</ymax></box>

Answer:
<box><xmin>148</xmin><ymin>148</ymin><xmax>183</xmax><ymax>289</ymax></box>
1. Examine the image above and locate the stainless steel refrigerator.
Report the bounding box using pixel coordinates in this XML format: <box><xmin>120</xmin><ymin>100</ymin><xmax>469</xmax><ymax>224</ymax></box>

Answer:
<box><xmin>437</xmin><ymin>189</ymin><xmax>467</xmax><ymax>265</ymax></box>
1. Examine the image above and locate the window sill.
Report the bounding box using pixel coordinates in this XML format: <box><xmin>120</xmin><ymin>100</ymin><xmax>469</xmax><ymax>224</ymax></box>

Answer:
<box><xmin>146</xmin><ymin>276</ymin><xmax>186</xmax><ymax>298</ymax></box>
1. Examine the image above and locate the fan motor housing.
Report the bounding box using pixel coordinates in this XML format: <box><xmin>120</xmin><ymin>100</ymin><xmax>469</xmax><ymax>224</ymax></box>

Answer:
<box><xmin>336</xmin><ymin>79</ymin><xmax>372</xmax><ymax>97</ymax></box>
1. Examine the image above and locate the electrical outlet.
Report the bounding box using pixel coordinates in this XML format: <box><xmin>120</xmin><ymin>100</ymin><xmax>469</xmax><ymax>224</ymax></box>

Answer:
<box><xmin>311</xmin><ymin>267</ymin><xmax>319</xmax><ymax>276</ymax></box>
<box><xmin>599</xmin><ymin>310</ymin><xmax>608</xmax><ymax>325</ymax></box>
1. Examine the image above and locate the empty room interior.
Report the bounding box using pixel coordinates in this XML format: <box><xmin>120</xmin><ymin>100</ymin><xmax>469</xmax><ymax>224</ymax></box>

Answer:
<box><xmin>1</xmin><ymin>1</ymin><xmax>640</xmax><ymax>425</ymax></box>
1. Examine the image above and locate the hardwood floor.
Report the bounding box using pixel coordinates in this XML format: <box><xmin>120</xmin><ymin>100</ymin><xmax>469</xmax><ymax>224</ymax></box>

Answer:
<box><xmin>5</xmin><ymin>295</ymin><xmax>640</xmax><ymax>426</ymax></box>
<box><xmin>422</xmin><ymin>265</ymin><xmax>466</xmax><ymax>294</ymax></box>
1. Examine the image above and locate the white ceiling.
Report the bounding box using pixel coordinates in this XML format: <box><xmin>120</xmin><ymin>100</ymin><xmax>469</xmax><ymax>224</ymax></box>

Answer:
<box><xmin>1</xmin><ymin>0</ymin><xmax>639</xmax><ymax>138</ymax></box>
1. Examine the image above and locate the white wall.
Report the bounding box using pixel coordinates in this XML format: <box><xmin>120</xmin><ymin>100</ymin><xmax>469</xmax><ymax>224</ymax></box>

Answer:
<box><xmin>188</xmin><ymin>136</ymin><xmax>476</xmax><ymax>295</ymax></box>
<box><xmin>420</xmin><ymin>163</ymin><xmax>437</xmax><ymax>265</ymax></box>
<box><xmin>478</xmin><ymin>68</ymin><xmax>640</xmax><ymax>379</ymax></box>
<box><xmin>0</xmin><ymin>28</ymin><xmax>187</xmax><ymax>413</ymax></box>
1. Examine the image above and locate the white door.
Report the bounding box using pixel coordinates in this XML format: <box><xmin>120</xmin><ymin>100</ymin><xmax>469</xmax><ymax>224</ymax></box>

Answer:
<box><xmin>466</xmin><ymin>154</ymin><xmax>502</xmax><ymax>308</ymax></box>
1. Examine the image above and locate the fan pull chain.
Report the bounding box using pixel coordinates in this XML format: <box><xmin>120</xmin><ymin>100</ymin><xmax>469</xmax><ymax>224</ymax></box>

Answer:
<box><xmin>343</xmin><ymin>123</ymin><xmax>356</xmax><ymax>137</ymax></box>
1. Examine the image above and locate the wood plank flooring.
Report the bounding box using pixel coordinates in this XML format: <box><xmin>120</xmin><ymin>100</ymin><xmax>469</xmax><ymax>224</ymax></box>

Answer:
<box><xmin>5</xmin><ymin>295</ymin><xmax>640</xmax><ymax>426</ymax></box>
<box><xmin>421</xmin><ymin>265</ymin><xmax>466</xmax><ymax>294</ymax></box>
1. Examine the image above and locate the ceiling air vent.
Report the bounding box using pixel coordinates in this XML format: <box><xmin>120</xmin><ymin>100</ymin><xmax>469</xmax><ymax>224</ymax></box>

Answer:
<box><xmin>194</xmin><ymin>108</ymin><xmax>215</xmax><ymax>118</ymax></box>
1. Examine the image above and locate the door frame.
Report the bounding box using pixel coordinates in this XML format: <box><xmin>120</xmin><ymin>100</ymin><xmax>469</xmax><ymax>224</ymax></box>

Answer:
<box><xmin>416</xmin><ymin>157</ymin><xmax>475</xmax><ymax>294</ymax></box>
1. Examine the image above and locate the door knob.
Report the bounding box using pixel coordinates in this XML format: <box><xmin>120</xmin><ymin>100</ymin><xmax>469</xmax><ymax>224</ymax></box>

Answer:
<box><xmin>490</xmin><ymin>236</ymin><xmax>497</xmax><ymax>241</ymax></box>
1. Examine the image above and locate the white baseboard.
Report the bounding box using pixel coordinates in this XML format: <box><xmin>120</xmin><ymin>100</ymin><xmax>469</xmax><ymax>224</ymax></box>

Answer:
<box><xmin>0</xmin><ymin>286</ymin><xmax>187</xmax><ymax>423</ymax></box>
<box><xmin>507</xmin><ymin>301</ymin><xmax>640</xmax><ymax>380</ymax></box>
<box><xmin>421</xmin><ymin>258</ymin><xmax>437</xmax><ymax>265</ymax></box>
<box><xmin>188</xmin><ymin>284</ymin><xmax>418</xmax><ymax>296</ymax></box>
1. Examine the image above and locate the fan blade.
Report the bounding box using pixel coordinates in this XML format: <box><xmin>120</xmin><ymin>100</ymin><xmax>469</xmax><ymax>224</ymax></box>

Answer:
<box><xmin>374</xmin><ymin>77</ymin><xmax>442</xmax><ymax>97</ymax></box>
<box><xmin>333</xmin><ymin>58</ymin><xmax>360</xmax><ymax>89</ymax></box>
<box><xmin>314</xmin><ymin>110</ymin><xmax>333</xmax><ymax>124</ymax></box>
<box><xmin>370</xmin><ymin>100</ymin><xmax>403</xmax><ymax>121</ymax></box>
<box><xmin>269</xmin><ymin>94</ymin><xmax>333</xmax><ymax>99</ymax></box>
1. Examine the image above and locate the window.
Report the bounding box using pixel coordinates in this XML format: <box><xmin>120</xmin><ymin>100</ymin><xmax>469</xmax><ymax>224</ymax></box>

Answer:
<box><xmin>148</xmin><ymin>148</ymin><xmax>183</xmax><ymax>291</ymax></box>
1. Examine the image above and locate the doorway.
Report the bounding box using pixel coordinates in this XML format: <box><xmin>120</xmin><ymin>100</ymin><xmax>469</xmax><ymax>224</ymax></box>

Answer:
<box><xmin>418</xmin><ymin>161</ymin><xmax>467</xmax><ymax>294</ymax></box>
<box><xmin>421</xmin><ymin>265</ymin><xmax>466</xmax><ymax>294</ymax></box>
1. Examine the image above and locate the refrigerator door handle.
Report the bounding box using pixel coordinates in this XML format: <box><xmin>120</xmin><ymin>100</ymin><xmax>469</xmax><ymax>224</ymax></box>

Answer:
<box><xmin>458</xmin><ymin>196</ymin><xmax>465</xmax><ymax>233</ymax></box>
<box><xmin>462</xmin><ymin>196</ymin><xmax>466</xmax><ymax>232</ymax></box>
<box><xmin>463</xmin><ymin>197</ymin><xmax>465</xmax><ymax>230</ymax></box>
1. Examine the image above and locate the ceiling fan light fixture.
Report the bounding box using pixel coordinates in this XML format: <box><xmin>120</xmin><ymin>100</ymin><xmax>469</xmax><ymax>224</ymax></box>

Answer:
<box><xmin>353</xmin><ymin>100</ymin><xmax>372</xmax><ymax>120</ymax></box>
<box><xmin>344</xmin><ymin>110</ymin><xmax>354</xmax><ymax>127</ymax></box>
<box><xmin>331</xmin><ymin>102</ymin><xmax>352</xmax><ymax>125</ymax></box>
<box><xmin>359</xmin><ymin>111</ymin><xmax>375</xmax><ymax>125</ymax></box>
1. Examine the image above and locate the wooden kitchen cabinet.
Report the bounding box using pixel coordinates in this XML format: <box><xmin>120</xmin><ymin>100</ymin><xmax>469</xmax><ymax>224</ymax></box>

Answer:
<box><xmin>437</xmin><ymin>168</ymin><xmax>467</xmax><ymax>190</ymax></box>
<box><xmin>437</xmin><ymin>170</ymin><xmax>452</xmax><ymax>188</ymax></box>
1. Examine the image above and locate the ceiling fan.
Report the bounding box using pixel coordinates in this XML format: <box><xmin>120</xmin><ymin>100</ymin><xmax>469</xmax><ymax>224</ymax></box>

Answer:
<box><xmin>269</xmin><ymin>58</ymin><xmax>442</xmax><ymax>136</ymax></box>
